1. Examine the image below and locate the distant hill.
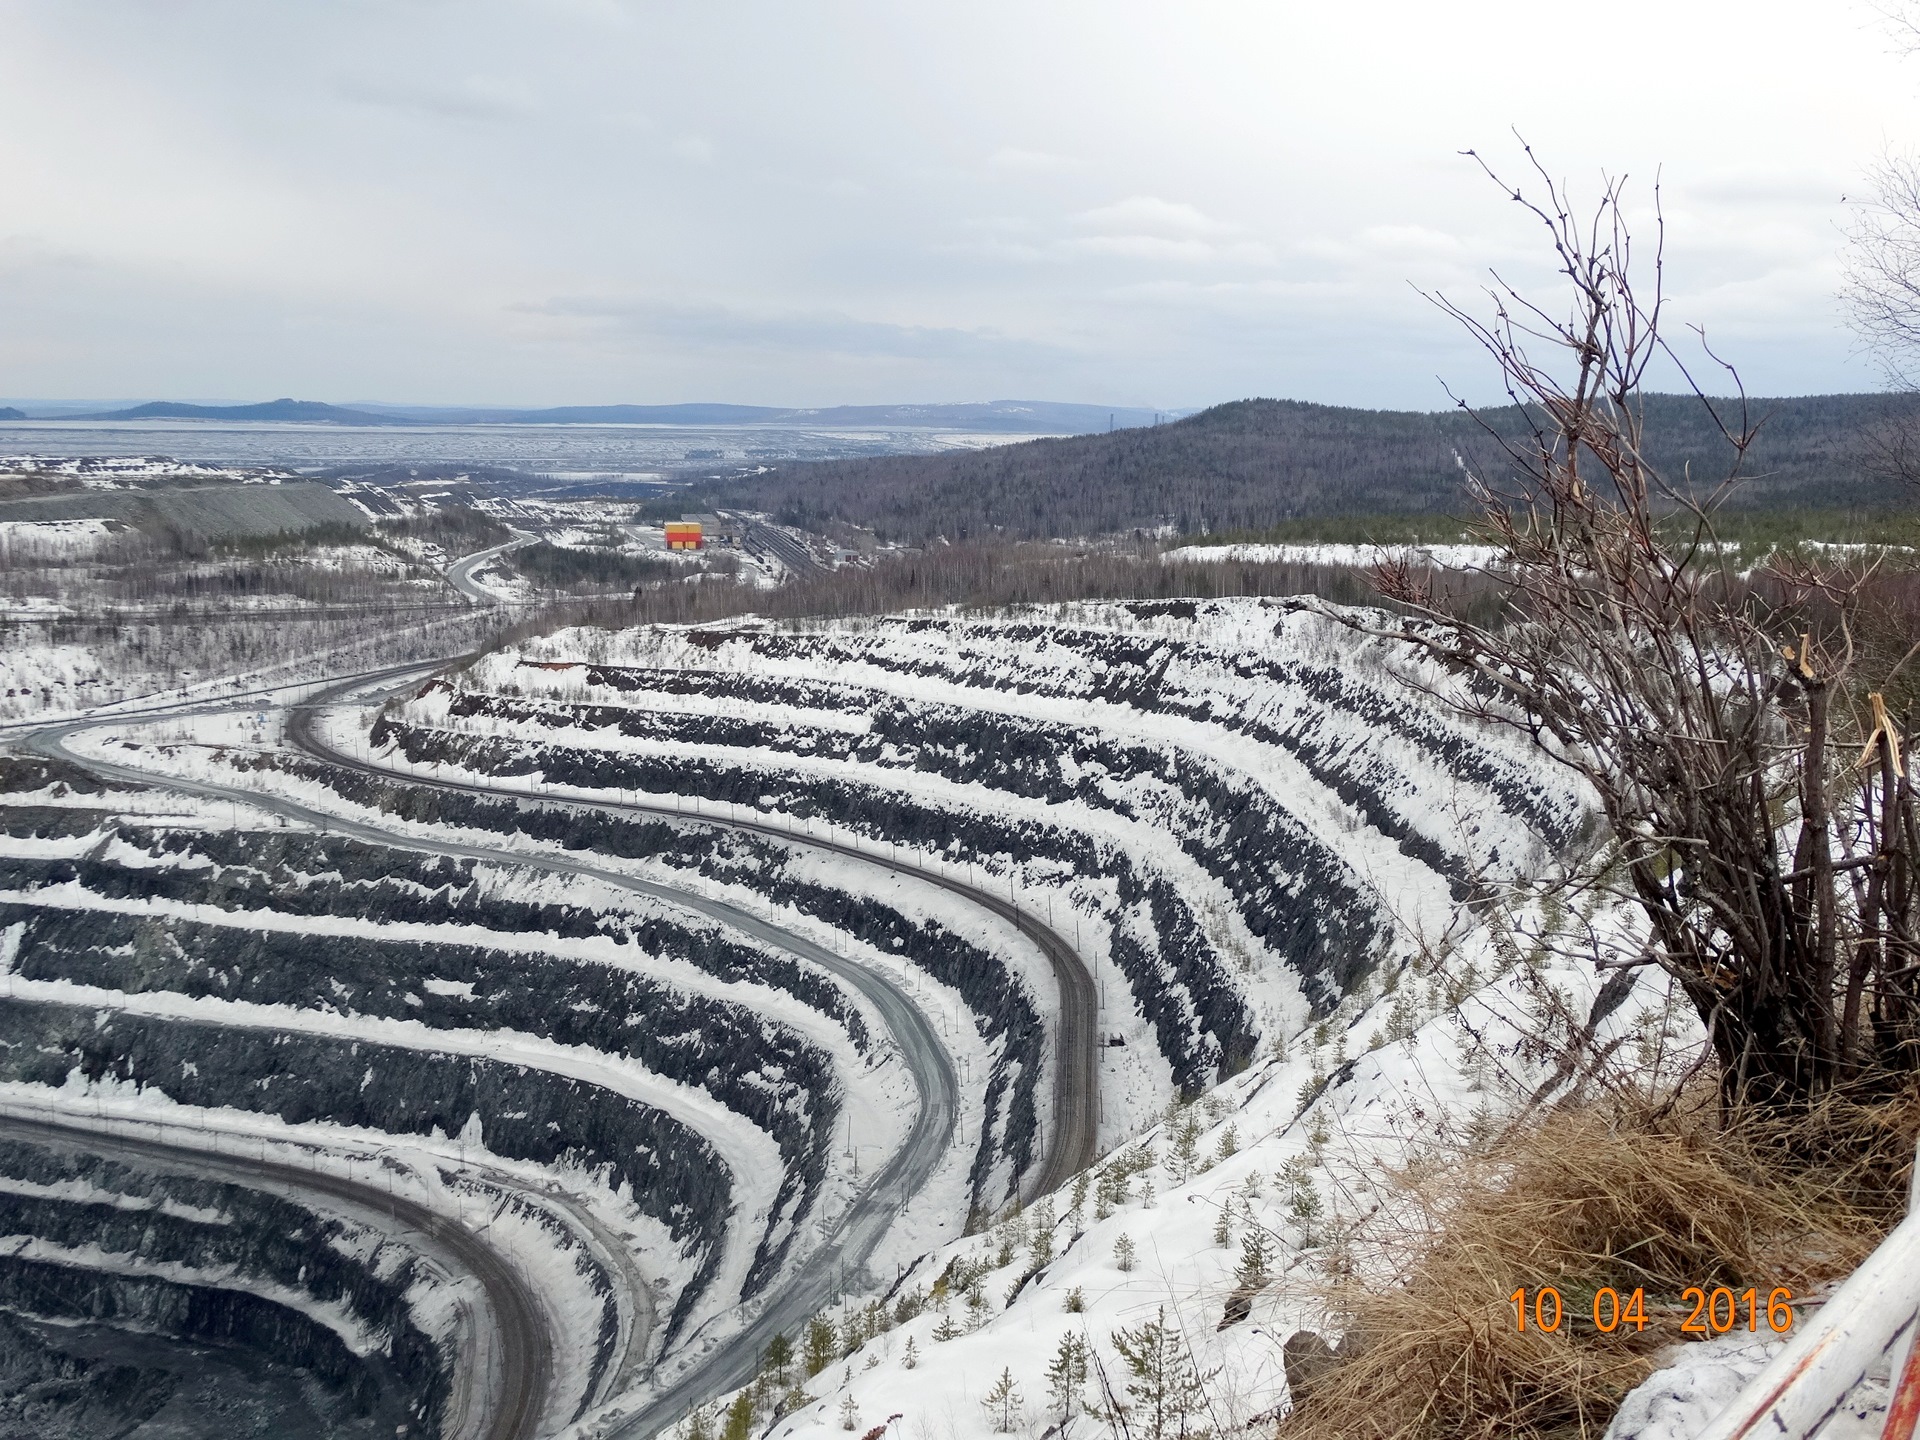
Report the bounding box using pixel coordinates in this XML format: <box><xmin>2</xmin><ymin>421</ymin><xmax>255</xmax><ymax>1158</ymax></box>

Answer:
<box><xmin>74</xmin><ymin>399</ymin><xmax>408</xmax><ymax>425</ymax></box>
<box><xmin>681</xmin><ymin>393</ymin><xmax>1910</xmax><ymax>542</ymax></box>
<box><xmin>0</xmin><ymin>407</ymin><xmax>23</xmax><ymax>421</ymax></box>
<box><xmin>0</xmin><ymin>478</ymin><xmax>365</xmax><ymax>537</ymax></box>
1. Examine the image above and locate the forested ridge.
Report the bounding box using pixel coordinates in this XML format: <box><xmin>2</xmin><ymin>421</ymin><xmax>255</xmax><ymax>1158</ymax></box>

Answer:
<box><xmin>683</xmin><ymin>393</ymin><xmax>1905</xmax><ymax>542</ymax></box>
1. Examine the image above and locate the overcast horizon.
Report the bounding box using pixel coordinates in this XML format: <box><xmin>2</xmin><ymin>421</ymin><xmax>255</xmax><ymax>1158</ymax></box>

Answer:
<box><xmin>4</xmin><ymin>2</ymin><xmax>1916</xmax><ymax>413</ymax></box>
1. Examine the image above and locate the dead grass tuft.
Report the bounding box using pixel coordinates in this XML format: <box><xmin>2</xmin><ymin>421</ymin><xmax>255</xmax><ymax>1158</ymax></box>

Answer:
<box><xmin>1280</xmin><ymin>1091</ymin><xmax>1920</xmax><ymax>1440</ymax></box>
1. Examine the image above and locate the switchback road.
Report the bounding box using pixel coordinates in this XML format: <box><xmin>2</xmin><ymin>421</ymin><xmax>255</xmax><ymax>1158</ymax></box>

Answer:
<box><xmin>29</xmin><ymin>680</ymin><xmax>959</xmax><ymax>1439</ymax></box>
<box><xmin>447</xmin><ymin>534</ymin><xmax>536</xmax><ymax>603</ymax></box>
<box><xmin>287</xmin><ymin>668</ymin><xmax>1098</xmax><ymax>1197</ymax></box>
<box><xmin>281</xmin><ymin>667</ymin><xmax>1105</xmax><ymax>1435</ymax></box>
<box><xmin>11</xmin><ymin>613</ymin><xmax>1100</xmax><ymax>1438</ymax></box>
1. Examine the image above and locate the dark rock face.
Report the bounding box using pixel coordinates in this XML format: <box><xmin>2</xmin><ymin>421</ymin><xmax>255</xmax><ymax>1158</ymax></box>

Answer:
<box><xmin>0</xmin><ymin>755</ymin><xmax>133</xmax><ymax>798</ymax></box>
<box><xmin>235</xmin><ymin>754</ymin><xmax>1051</xmax><ymax>1207</ymax></box>
<box><xmin>0</xmin><ymin>1259</ymin><xmax>403</xmax><ymax>1415</ymax></box>
<box><xmin>0</xmin><ymin>816</ymin><xmax>845</xmax><ymax>1291</ymax></box>
<box><xmin>0</xmin><ymin>999</ymin><xmax>729</xmax><ymax>1346</ymax></box>
<box><xmin>1281</xmin><ymin>1329</ymin><xmax>1343</xmax><ymax>1403</ymax></box>
<box><xmin>378</xmin><ymin>715</ymin><xmax>1260</xmax><ymax>1094</ymax></box>
<box><xmin>0</xmin><ymin>1310</ymin><xmax>178</xmax><ymax>1439</ymax></box>
<box><xmin>0</xmin><ymin>1136</ymin><xmax>446</xmax><ymax>1435</ymax></box>
<box><xmin>386</xmin><ymin>606</ymin><xmax>1575</xmax><ymax>1109</ymax></box>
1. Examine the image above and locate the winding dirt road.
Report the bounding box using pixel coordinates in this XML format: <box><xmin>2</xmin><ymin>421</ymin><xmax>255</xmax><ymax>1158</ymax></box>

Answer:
<box><xmin>286</xmin><ymin>668</ymin><xmax>1098</xmax><ymax>1196</ymax></box>
<box><xmin>10</xmin><ymin>620</ymin><xmax>1100</xmax><ymax>1438</ymax></box>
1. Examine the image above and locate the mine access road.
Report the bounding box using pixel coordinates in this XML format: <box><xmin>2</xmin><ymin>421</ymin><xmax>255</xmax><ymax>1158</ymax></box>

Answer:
<box><xmin>283</xmin><ymin>663</ymin><xmax>1099</xmax><ymax>1435</ymax></box>
<box><xmin>11</xmin><ymin>613</ymin><xmax>1099</xmax><ymax>1439</ymax></box>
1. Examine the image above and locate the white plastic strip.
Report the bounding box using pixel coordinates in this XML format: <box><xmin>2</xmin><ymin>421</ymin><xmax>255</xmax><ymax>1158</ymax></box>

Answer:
<box><xmin>1694</xmin><ymin>1139</ymin><xmax>1920</xmax><ymax>1440</ymax></box>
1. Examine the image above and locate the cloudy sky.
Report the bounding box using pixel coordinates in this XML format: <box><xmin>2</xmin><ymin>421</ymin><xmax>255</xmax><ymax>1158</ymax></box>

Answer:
<box><xmin>1</xmin><ymin>1</ymin><xmax>1914</xmax><ymax>411</ymax></box>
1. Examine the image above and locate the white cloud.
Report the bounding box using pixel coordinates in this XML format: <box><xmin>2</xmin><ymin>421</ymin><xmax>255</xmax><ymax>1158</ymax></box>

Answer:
<box><xmin>0</xmin><ymin>0</ymin><xmax>1903</xmax><ymax>408</ymax></box>
<box><xmin>522</xmin><ymin>294</ymin><xmax>1066</xmax><ymax>363</ymax></box>
<box><xmin>1063</xmin><ymin>235</ymin><xmax>1275</xmax><ymax>266</ymax></box>
<box><xmin>335</xmin><ymin>72</ymin><xmax>539</xmax><ymax>122</ymax></box>
<box><xmin>1077</xmin><ymin>196</ymin><xmax>1234</xmax><ymax>239</ymax></box>
<box><xmin>987</xmin><ymin>146</ymin><xmax>1077</xmax><ymax>173</ymax></box>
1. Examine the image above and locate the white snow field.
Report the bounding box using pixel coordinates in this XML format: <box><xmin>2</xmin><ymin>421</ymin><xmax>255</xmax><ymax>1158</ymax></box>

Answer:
<box><xmin>1163</xmin><ymin>541</ymin><xmax>1503</xmax><ymax>570</ymax></box>
<box><xmin>6</xmin><ymin>595</ymin><xmax>1836</xmax><ymax>1440</ymax></box>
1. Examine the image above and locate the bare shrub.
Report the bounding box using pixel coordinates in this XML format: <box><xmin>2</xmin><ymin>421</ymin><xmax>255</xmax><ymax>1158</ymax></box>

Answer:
<box><xmin>1329</xmin><ymin>150</ymin><xmax>1920</xmax><ymax>1113</ymax></box>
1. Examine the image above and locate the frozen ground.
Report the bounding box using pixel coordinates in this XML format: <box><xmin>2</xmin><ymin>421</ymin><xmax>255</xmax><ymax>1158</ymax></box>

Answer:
<box><xmin>1164</xmin><ymin>541</ymin><xmax>1503</xmax><ymax>569</ymax></box>
<box><xmin>7</xmin><ymin>592</ymin><xmax>1876</xmax><ymax>1440</ymax></box>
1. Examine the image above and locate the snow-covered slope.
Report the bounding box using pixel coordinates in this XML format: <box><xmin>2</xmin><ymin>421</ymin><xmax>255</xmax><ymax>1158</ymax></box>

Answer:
<box><xmin>389</xmin><ymin>599</ymin><xmax>1579</xmax><ymax>1121</ymax></box>
<box><xmin>3</xmin><ymin>597</ymin><xmax>1616</xmax><ymax>1439</ymax></box>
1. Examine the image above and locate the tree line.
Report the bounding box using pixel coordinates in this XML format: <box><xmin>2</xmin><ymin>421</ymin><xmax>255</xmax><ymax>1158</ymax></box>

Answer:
<box><xmin>657</xmin><ymin>392</ymin><xmax>1908</xmax><ymax>547</ymax></box>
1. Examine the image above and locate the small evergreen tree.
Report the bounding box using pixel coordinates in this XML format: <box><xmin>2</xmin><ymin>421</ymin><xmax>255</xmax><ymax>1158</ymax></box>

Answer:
<box><xmin>1031</xmin><ymin>1223</ymin><xmax>1054</xmax><ymax>1266</ymax></box>
<box><xmin>1110</xmin><ymin>1307</ymin><xmax>1217</xmax><ymax>1440</ymax></box>
<box><xmin>1234</xmin><ymin>1229</ymin><xmax>1271</xmax><ymax>1292</ymax></box>
<box><xmin>1170</xmin><ymin>1117</ymin><xmax>1201</xmax><ymax>1181</ymax></box>
<box><xmin>722</xmin><ymin>1392</ymin><xmax>756</xmax><ymax>1440</ymax></box>
<box><xmin>1064</xmin><ymin>1286</ymin><xmax>1085</xmax><ymax>1313</ymax></box>
<box><xmin>683</xmin><ymin>1402</ymin><xmax>715</xmax><ymax>1440</ymax></box>
<box><xmin>804</xmin><ymin>1315</ymin><xmax>838</xmax><ymax>1377</ymax></box>
<box><xmin>1113</xmin><ymin>1234</ymin><xmax>1136</xmax><ymax>1272</ymax></box>
<box><xmin>1211</xmin><ymin>1206</ymin><xmax>1232</xmax><ymax>1248</ymax></box>
<box><xmin>933</xmin><ymin>1310</ymin><xmax>959</xmax><ymax>1342</ymax></box>
<box><xmin>902</xmin><ymin>1336</ymin><xmax>919</xmax><ymax>1370</ymax></box>
<box><xmin>966</xmin><ymin>1278</ymin><xmax>990</xmax><ymax>1331</ymax></box>
<box><xmin>840</xmin><ymin>1304</ymin><xmax>867</xmax><ymax>1357</ymax></box>
<box><xmin>1045</xmin><ymin>1333</ymin><xmax>1091</xmax><ymax>1423</ymax></box>
<box><xmin>981</xmin><ymin>1366</ymin><xmax>1026</xmax><ymax>1433</ymax></box>
<box><xmin>764</xmin><ymin>1332</ymin><xmax>794</xmax><ymax>1390</ymax></box>
<box><xmin>838</xmin><ymin>1392</ymin><xmax>861</xmax><ymax>1432</ymax></box>
<box><xmin>1289</xmin><ymin>1177</ymin><xmax>1322</xmax><ymax>1226</ymax></box>
<box><xmin>1215</xmin><ymin>1124</ymin><xmax>1238</xmax><ymax>1161</ymax></box>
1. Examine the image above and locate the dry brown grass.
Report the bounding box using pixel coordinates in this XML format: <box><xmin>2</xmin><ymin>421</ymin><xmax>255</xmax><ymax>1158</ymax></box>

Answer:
<box><xmin>1280</xmin><ymin>1092</ymin><xmax>1919</xmax><ymax>1440</ymax></box>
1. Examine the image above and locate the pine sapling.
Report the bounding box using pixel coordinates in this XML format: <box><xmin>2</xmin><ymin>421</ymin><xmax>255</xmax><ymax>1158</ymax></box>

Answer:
<box><xmin>722</xmin><ymin>1393</ymin><xmax>756</xmax><ymax>1440</ymax></box>
<box><xmin>763</xmin><ymin>1333</ymin><xmax>793</xmax><ymax>1390</ymax></box>
<box><xmin>1110</xmin><ymin>1306</ymin><xmax>1218</xmax><ymax>1440</ymax></box>
<box><xmin>981</xmin><ymin>1366</ymin><xmax>1025</xmax><ymax>1433</ymax></box>
<box><xmin>1046</xmin><ymin>1332</ymin><xmax>1091</xmax><ymax>1424</ymax></box>
<box><xmin>804</xmin><ymin>1316</ymin><xmax>837</xmax><ymax>1377</ymax></box>
<box><xmin>1031</xmin><ymin>1223</ymin><xmax>1054</xmax><ymax>1266</ymax></box>
<box><xmin>1114</xmin><ymin>1234</ymin><xmax>1137</xmax><ymax>1272</ymax></box>
<box><xmin>1215</xmin><ymin>1124</ymin><xmax>1238</xmax><ymax>1161</ymax></box>
<box><xmin>1234</xmin><ymin>1229</ymin><xmax>1271</xmax><ymax>1293</ymax></box>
